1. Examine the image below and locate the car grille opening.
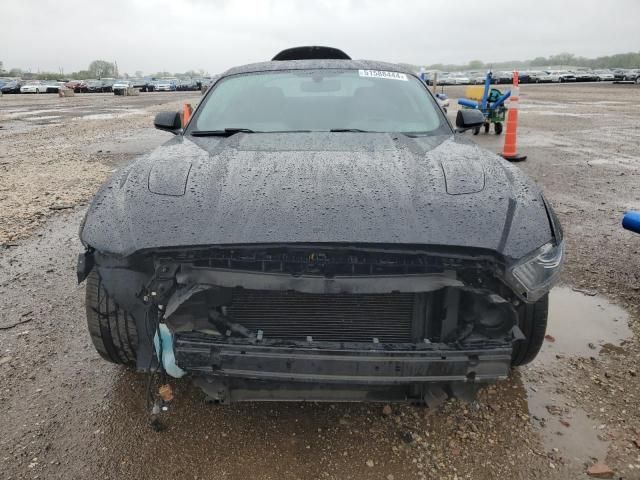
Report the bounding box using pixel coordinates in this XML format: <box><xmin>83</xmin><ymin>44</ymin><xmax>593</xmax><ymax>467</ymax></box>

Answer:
<box><xmin>226</xmin><ymin>289</ymin><xmax>415</xmax><ymax>343</ymax></box>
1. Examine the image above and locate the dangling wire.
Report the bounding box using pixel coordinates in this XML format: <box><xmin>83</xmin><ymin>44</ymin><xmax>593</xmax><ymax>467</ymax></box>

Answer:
<box><xmin>144</xmin><ymin>307</ymin><xmax>164</xmax><ymax>414</ymax></box>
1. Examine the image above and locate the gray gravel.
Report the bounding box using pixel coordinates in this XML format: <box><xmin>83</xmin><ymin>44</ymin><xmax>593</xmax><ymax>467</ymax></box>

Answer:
<box><xmin>1</xmin><ymin>84</ymin><xmax>640</xmax><ymax>479</ymax></box>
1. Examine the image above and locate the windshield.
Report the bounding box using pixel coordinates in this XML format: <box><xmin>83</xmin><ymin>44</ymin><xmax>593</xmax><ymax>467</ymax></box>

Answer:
<box><xmin>190</xmin><ymin>69</ymin><xmax>449</xmax><ymax>135</ymax></box>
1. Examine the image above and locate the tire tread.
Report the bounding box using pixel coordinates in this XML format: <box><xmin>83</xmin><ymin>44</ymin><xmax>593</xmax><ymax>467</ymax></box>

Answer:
<box><xmin>512</xmin><ymin>294</ymin><xmax>548</xmax><ymax>366</ymax></box>
<box><xmin>85</xmin><ymin>270</ymin><xmax>138</xmax><ymax>365</ymax></box>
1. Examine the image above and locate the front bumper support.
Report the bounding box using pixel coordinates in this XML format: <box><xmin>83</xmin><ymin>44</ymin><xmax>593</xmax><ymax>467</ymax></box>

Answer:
<box><xmin>174</xmin><ymin>334</ymin><xmax>512</xmax><ymax>385</ymax></box>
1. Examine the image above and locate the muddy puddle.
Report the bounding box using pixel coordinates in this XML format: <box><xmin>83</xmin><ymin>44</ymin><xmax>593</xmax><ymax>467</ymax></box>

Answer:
<box><xmin>540</xmin><ymin>286</ymin><xmax>631</xmax><ymax>361</ymax></box>
<box><xmin>524</xmin><ymin>286</ymin><xmax>632</xmax><ymax>467</ymax></box>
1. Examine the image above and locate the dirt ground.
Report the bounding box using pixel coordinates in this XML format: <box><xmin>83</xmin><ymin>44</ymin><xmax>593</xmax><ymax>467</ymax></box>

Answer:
<box><xmin>1</xmin><ymin>84</ymin><xmax>640</xmax><ymax>480</ymax></box>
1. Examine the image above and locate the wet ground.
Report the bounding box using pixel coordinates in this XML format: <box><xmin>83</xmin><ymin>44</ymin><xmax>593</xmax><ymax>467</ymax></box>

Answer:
<box><xmin>2</xmin><ymin>84</ymin><xmax>640</xmax><ymax>479</ymax></box>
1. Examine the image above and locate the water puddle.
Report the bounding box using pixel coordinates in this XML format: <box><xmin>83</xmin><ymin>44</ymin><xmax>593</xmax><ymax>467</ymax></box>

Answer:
<box><xmin>538</xmin><ymin>286</ymin><xmax>631</xmax><ymax>362</ymax></box>
<box><xmin>526</xmin><ymin>378</ymin><xmax>609</xmax><ymax>465</ymax></box>
<box><xmin>524</xmin><ymin>287</ymin><xmax>632</xmax><ymax>467</ymax></box>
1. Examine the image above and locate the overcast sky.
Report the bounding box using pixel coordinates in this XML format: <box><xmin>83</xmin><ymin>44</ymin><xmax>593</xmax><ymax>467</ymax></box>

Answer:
<box><xmin>2</xmin><ymin>0</ymin><xmax>639</xmax><ymax>75</ymax></box>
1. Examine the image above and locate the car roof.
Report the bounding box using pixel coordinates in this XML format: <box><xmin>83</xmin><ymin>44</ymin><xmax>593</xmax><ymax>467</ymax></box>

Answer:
<box><xmin>222</xmin><ymin>59</ymin><xmax>417</xmax><ymax>78</ymax></box>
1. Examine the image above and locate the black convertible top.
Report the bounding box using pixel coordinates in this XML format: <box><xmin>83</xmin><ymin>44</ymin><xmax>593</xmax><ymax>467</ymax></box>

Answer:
<box><xmin>223</xmin><ymin>59</ymin><xmax>417</xmax><ymax>77</ymax></box>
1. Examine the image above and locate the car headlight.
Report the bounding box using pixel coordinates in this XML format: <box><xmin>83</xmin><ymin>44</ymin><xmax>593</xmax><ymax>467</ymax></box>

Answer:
<box><xmin>507</xmin><ymin>241</ymin><xmax>564</xmax><ymax>302</ymax></box>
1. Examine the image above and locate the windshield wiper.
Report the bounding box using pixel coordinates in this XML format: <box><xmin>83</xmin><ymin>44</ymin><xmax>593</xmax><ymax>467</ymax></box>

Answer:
<box><xmin>190</xmin><ymin>128</ymin><xmax>256</xmax><ymax>137</ymax></box>
<box><xmin>329</xmin><ymin>128</ymin><xmax>373</xmax><ymax>133</ymax></box>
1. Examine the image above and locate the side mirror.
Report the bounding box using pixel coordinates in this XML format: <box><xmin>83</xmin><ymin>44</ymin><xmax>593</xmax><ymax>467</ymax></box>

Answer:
<box><xmin>154</xmin><ymin>111</ymin><xmax>182</xmax><ymax>134</ymax></box>
<box><xmin>455</xmin><ymin>109</ymin><xmax>485</xmax><ymax>132</ymax></box>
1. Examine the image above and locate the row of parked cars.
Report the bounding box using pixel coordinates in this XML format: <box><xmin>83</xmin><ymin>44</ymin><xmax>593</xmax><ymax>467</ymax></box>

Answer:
<box><xmin>423</xmin><ymin>68</ymin><xmax>640</xmax><ymax>86</ymax></box>
<box><xmin>0</xmin><ymin>77</ymin><xmax>207</xmax><ymax>94</ymax></box>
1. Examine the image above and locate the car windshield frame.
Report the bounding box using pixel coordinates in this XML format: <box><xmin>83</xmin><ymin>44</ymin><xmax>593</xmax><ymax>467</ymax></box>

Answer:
<box><xmin>187</xmin><ymin>68</ymin><xmax>452</xmax><ymax>137</ymax></box>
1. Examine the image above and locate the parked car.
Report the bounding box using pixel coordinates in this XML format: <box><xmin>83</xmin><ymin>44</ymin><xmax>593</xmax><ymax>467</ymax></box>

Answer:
<box><xmin>86</xmin><ymin>80</ymin><xmax>104</xmax><ymax>93</ymax></box>
<box><xmin>436</xmin><ymin>73</ymin><xmax>455</xmax><ymax>85</ymax></box>
<box><xmin>177</xmin><ymin>78</ymin><xmax>198</xmax><ymax>91</ymax></box>
<box><xmin>573</xmin><ymin>70</ymin><xmax>598</xmax><ymax>82</ymax></box>
<box><xmin>555</xmin><ymin>71</ymin><xmax>576</xmax><ymax>82</ymax></box>
<box><xmin>128</xmin><ymin>78</ymin><xmax>153</xmax><ymax>92</ymax></box>
<box><xmin>470</xmin><ymin>72</ymin><xmax>496</xmax><ymax>85</ymax></box>
<box><xmin>623</xmin><ymin>69</ymin><xmax>640</xmax><ymax>81</ymax></box>
<box><xmin>1</xmin><ymin>79</ymin><xmax>25</xmax><ymax>94</ymax></box>
<box><xmin>594</xmin><ymin>70</ymin><xmax>615</xmax><ymax>81</ymax></box>
<box><xmin>20</xmin><ymin>81</ymin><xmax>48</xmax><ymax>93</ymax></box>
<box><xmin>449</xmin><ymin>73</ymin><xmax>470</xmax><ymax>85</ymax></box>
<box><xmin>528</xmin><ymin>71</ymin><xmax>551</xmax><ymax>83</ymax></box>
<box><xmin>66</xmin><ymin>80</ymin><xmax>88</xmax><ymax>93</ymax></box>
<box><xmin>45</xmin><ymin>81</ymin><xmax>67</xmax><ymax>93</ymax></box>
<box><xmin>517</xmin><ymin>71</ymin><xmax>532</xmax><ymax>84</ymax></box>
<box><xmin>154</xmin><ymin>79</ymin><xmax>178</xmax><ymax>91</ymax></box>
<box><xmin>496</xmin><ymin>71</ymin><xmax>513</xmax><ymax>84</ymax></box>
<box><xmin>200</xmin><ymin>76</ymin><xmax>219</xmax><ymax>94</ymax></box>
<box><xmin>100</xmin><ymin>78</ymin><xmax>117</xmax><ymax>93</ymax></box>
<box><xmin>112</xmin><ymin>80</ymin><xmax>133</xmax><ymax>95</ymax></box>
<box><xmin>470</xmin><ymin>73</ymin><xmax>486</xmax><ymax>84</ymax></box>
<box><xmin>612</xmin><ymin>69</ymin><xmax>627</xmax><ymax>81</ymax></box>
<box><xmin>144</xmin><ymin>80</ymin><xmax>157</xmax><ymax>92</ymax></box>
<box><xmin>78</xmin><ymin>46</ymin><xmax>564</xmax><ymax>404</ymax></box>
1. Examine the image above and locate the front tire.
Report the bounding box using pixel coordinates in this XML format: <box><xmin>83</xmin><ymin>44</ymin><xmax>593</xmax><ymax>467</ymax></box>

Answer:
<box><xmin>511</xmin><ymin>294</ymin><xmax>548</xmax><ymax>366</ymax></box>
<box><xmin>85</xmin><ymin>270</ymin><xmax>139</xmax><ymax>365</ymax></box>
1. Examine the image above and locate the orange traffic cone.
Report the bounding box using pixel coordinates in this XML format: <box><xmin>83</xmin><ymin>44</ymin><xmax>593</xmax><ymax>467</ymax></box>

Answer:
<box><xmin>182</xmin><ymin>103</ymin><xmax>193</xmax><ymax>127</ymax></box>
<box><xmin>501</xmin><ymin>70</ymin><xmax>527</xmax><ymax>162</ymax></box>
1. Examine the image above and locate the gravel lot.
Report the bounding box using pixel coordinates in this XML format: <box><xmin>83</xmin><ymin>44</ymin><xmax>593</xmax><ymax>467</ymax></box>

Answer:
<box><xmin>1</xmin><ymin>84</ymin><xmax>640</xmax><ymax>480</ymax></box>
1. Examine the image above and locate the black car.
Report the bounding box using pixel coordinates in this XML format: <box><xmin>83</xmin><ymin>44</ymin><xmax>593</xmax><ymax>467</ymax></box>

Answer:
<box><xmin>0</xmin><ymin>79</ymin><xmax>24</xmax><ymax>94</ymax></box>
<box><xmin>128</xmin><ymin>78</ymin><xmax>154</xmax><ymax>92</ymax></box>
<box><xmin>517</xmin><ymin>71</ymin><xmax>532</xmax><ymax>84</ymax></box>
<box><xmin>177</xmin><ymin>78</ymin><xmax>199</xmax><ymax>91</ymax></box>
<box><xmin>623</xmin><ymin>69</ymin><xmax>640</xmax><ymax>81</ymax></box>
<box><xmin>78</xmin><ymin>46</ymin><xmax>563</xmax><ymax>404</ymax></box>
<box><xmin>85</xmin><ymin>79</ymin><xmax>104</xmax><ymax>93</ymax></box>
<box><xmin>100</xmin><ymin>78</ymin><xmax>116</xmax><ymax>92</ymax></box>
<box><xmin>573</xmin><ymin>71</ymin><xmax>598</xmax><ymax>82</ymax></box>
<box><xmin>613</xmin><ymin>69</ymin><xmax>627</xmax><ymax>81</ymax></box>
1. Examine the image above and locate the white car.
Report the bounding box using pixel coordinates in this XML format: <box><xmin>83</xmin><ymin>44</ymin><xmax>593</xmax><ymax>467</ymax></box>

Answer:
<box><xmin>112</xmin><ymin>80</ymin><xmax>132</xmax><ymax>95</ymax></box>
<box><xmin>594</xmin><ymin>70</ymin><xmax>615</xmax><ymax>81</ymax></box>
<box><xmin>46</xmin><ymin>81</ymin><xmax>66</xmax><ymax>92</ymax></box>
<box><xmin>471</xmin><ymin>73</ymin><xmax>489</xmax><ymax>84</ymax></box>
<box><xmin>528</xmin><ymin>71</ymin><xmax>549</xmax><ymax>83</ymax></box>
<box><xmin>550</xmin><ymin>71</ymin><xmax>576</xmax><ymax>82</ymax></box>
<box><xmin>433</xmin><ymin>72</ymin><xmax>452</xmax><ymax>85</ymax></box>
<box><xmin>20</xmin><ymin>81</ymin><xmax>48</xmax><ymax>93</ymax></box>
<box><xmin>540</xmin><ymin>71</ymin><xmax>563</xmax><ymax>83</ymax></box>
<box><xmin>449</xmin><ymin>73</ymin><xmax>470</xmax><ymax>85</ymax></box>
<box><xmin>155</xmin><ymin>80</ymin><xmax>177</xmax><ymax>91</ymax></box>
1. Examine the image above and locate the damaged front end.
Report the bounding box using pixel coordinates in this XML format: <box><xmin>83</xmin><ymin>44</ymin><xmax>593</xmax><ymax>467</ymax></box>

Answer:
<box><xmin>80</xmin><ymin>244</ymin><xmax>526</xmax><ymax>403</ymax></box>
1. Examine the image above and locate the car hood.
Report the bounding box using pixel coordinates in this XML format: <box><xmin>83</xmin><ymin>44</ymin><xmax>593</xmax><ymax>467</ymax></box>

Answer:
<box><xmin>81</xmin><ymin>132</ymin><xmax>553</xmax><ymax>260</ymax></box>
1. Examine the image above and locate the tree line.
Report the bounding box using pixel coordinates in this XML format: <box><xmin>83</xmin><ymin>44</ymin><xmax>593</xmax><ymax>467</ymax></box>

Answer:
<box><xmin>2</xmin><ymin>51</ymin><xmax>639</xmax><ymax>80</ymax></box>
<box><xmin>0</xmin><ymin>59</ymin><xmax>209</xmax><ymax>80</ymax></box>
<box><xmin>415</xmin><ymin>51</ymin><xmax>640</xmax><ymax>72</ymax></box>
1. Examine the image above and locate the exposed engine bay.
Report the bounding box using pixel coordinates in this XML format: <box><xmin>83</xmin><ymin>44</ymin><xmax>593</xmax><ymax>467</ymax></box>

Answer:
<box><xmin>80</xmin><ymin>244</ymin><xmax>526</xmax><ymax>403</ymax></box>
